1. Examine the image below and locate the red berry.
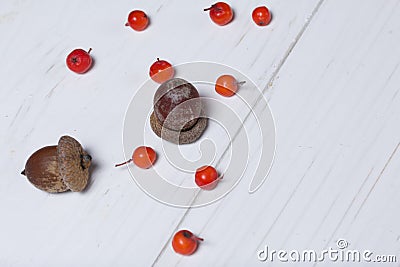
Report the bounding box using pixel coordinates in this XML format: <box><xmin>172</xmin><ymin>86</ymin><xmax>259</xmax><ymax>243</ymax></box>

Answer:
<box><xmin>195</xmin><ymin>166</ymin><xmax>220</xmax><ymax>190</ymax></box>
<box><xmin>215</xmin><ymin>74</ymin><xmax>245</xmax><ymax>97</ymax></box>
<box><xmin>125</xmin><ymin>10</ymin><xmax>149</xmax><ymax>31</ymax></box>
<box><xmin>252</xmin><ymin>6</ymin><xmax>271</xmax><ymax>26</ymax></box>
<box><xmin>204</xmin><ymin>2</ymin><xmax>233</xmax><ymax>26</ymax></box>
<box><xmin>66</xmin><ymin>48</ymin><xmax>93</xmax><ymax>74</ymax></box>
<box><xmin>149</xmin><ymin>58</ymin><xmax>175</xmax><ymax>83</ymax></box>
<box><xmin>115</xmin><ymin>146</ymin><xmax>156</xmax><ymax>169</ymax></box>
<box><xmin>172</xmin><ymin>230</ymin><xmax>203</xmax><ymax>256</ymax></box>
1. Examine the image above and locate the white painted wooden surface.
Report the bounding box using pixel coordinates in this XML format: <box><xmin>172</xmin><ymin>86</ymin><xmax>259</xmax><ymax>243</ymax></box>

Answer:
<box><xmin>1</xmin><ymin>0</ymin><xmax>400</xmax><ymax>266</ymax></box>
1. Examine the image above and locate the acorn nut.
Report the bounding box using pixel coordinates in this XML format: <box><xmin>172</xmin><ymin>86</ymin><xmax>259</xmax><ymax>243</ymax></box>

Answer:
<box><xmin>150</xmin><ymin>78</ymin><xmax>208</xmax><ymax>144</ymax></box>
<box><xmin>21</xmin><ymin>135</ymin><xmax>92</xmax><ymax>193</ymax></box>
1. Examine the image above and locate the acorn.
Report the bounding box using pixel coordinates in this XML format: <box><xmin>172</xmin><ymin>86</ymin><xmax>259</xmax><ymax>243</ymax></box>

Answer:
<box><xmin>21</xmin><ymin>135</ymin><xmax>92</xmax><ymax>193</ymax></box>
<box><xmin>150</xmin><ymin>78</ymin><xmax>208</xmax><ymax>144</ymax></box>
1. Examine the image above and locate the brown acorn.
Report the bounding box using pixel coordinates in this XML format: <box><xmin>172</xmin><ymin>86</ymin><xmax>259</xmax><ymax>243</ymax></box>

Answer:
<box><xmin>21</xmin><ymin>135</ymin><xmax>92</xmax><ymax>193</ymax></box>
<box><xmin>153</xmin><ymin>78</ymin><xmax>202</xmax><ymax>131</ymax></box>
<box><xmin>150</xmin><ymin>78</ymin><xmax>208</xmax><ymax>144</ymax></box>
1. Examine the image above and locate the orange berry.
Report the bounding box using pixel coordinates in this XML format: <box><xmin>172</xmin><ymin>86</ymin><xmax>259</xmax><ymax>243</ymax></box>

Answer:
<box><xmin>215</xmin><ymin>74</ymin><xmax>244</xmax><ymax>97</ymax></box>
<box><xmin>115</xmin><ymin>146</ymin><xmax>156</xmax><ymax>169</ymax></box>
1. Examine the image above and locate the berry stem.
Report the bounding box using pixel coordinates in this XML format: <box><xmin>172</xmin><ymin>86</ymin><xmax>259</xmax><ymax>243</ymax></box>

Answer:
<box><xmin>194</xmin><ymin>236</ymin><xmax>204</xmax><ymax>242</ymax></box>
<box><xmin>125</xmin><ymin>22</ymin><xmax>129</xmax><ymax>26</ymax></box>
<box><xmin>204</xmin><ymin>5</ymin><xmax>214</xmax><ymax>11</ymax></box>
<box><xmin>87</xmin><ymin>48</ymin><xmax>92</xmax><ymax>54</ymax></box>
<box><xmin>237</xmin><ymin>81</ymin><xmax>246</xmax><ymax>86</ymax></box>
<box><xmin>115</xmin><ymin>159</ymin><xmax>133</xmax><ymax>167</ymax></box>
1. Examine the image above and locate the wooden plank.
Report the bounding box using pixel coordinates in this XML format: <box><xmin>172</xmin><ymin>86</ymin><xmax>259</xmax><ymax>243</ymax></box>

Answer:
<box><xmin>153</xmin><ymin>0</ymin><xmax>400</xmax><ymax>266</ymax></box>
<box><xmin>0</xmin><ymin>0</ymin><xmax>322</xmax><ymax>266</ymax></box>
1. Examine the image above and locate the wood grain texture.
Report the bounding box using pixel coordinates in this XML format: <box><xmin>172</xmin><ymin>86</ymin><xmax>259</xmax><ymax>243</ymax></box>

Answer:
<box><xmin>1</xmin><ymin>0</ymin><xmax>400</xmax><ymax>266</ymax></box>
<box><xmin>153</xmin><ymin>0</ymin><xmax>400</xmax><ymax>266</ymax></box>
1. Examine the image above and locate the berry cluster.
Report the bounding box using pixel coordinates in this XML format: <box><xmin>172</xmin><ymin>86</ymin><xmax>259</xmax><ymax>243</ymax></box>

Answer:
<box><xmin>66</xmin><ymin>2</ymin><xmax>271</xmax><ymax>75</ymax></box>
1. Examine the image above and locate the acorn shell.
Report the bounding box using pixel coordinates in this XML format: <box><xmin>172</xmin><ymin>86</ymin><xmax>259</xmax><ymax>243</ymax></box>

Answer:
<box><xmin>153</xmin><ymin>78</ymin><xmax>202</xmax><ymax>131</ymax></box>
<box><xmin>23</xmin><ymin>146</ymin><xmax>69</xmax><ymax>193</ymax></box>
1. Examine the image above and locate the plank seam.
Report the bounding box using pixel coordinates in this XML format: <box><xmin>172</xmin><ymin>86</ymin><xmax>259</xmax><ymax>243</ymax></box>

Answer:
<box><xmin>353</xmin><ymin>141</ymin><xmax>400</xmax><ymax>220</ymax></box>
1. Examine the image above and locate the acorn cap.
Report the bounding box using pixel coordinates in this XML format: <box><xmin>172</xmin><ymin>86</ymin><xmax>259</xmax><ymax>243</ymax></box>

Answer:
<box><xmin>150</xmin><ymin>111</ymin><xmax>207</xmax><ymax>144</ymax></box>
<box><xmin>57</xmin><ymin>136</ymin><xmax>91</xmax><ymax>192</ymax></box>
